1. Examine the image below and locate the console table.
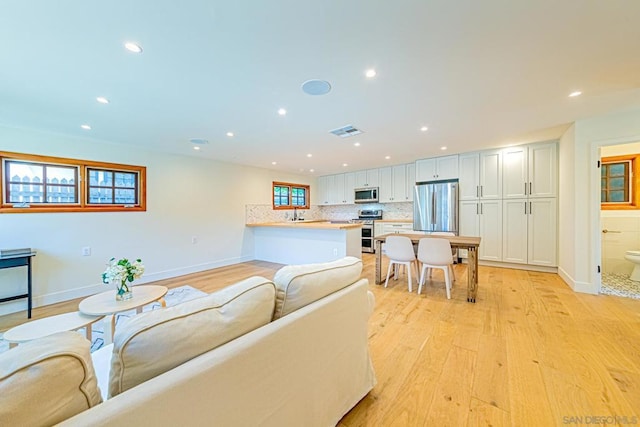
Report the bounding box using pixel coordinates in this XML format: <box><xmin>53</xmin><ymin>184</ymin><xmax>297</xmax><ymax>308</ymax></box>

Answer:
<box><xmin>0</xmin><ymin>251</ymin><xmax>37</xmax><ymax>318</ymax></box>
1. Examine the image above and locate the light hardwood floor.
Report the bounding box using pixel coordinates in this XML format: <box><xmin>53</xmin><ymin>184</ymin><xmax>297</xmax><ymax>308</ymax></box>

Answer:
<box><xmin>2</xmin><ymin>255</ymin><xmax>639</xmax><ymax>426</ymax></box>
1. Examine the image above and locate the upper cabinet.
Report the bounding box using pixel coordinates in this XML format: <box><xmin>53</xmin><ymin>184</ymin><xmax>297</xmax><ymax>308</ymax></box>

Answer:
<box><xmin>355</xmin><ymin>169</ymin><xmax>379</xmax><ymax>188</ymax></box>
<box><xmin>459</xmin><ymin>150</ymin><xmax>502</xmax><ymax>200</ymax></box>
<box><xmin>415</xmin><ymin>155</ymin><xmax>459</xmax><ymax>182</ymax></box>
<box><xmin>379</xmin><ymin>164</ymin><xmax>413</xmax><ymax>203</ymax></box>
<box><xmin>503</xmin><ymin>141</ymin><xmax>557</xmax><ymax>199</ymax></box>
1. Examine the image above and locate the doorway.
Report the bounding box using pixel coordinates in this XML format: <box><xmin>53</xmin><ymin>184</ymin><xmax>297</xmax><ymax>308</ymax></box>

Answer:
<box><xmin>598</xmin><ymin>141</ymin><xmax>640</xmax><ymax>299</ymax></box>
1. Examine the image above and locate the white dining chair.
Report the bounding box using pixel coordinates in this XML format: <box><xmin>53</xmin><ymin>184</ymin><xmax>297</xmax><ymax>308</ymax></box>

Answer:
<box><xmin>428</xmin><ymin>232</ymin><xmax>456</xmax><ymax>281</ymax></box>
<box><xmin>384</xmin><ymin>235</ymin><xmax>418</xmax><ymax>292</ymax></box>
<box><xmin>417</xmin><ymin>237</ymin><xmax>454</xmax><ymax>299</ymax></box>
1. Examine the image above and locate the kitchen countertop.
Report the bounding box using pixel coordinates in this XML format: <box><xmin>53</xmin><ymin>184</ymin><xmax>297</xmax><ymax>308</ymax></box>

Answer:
<box><xmin>246</xmin><ymin>221</ymin><xmax>362</xmax><ymax>230</ymax></box>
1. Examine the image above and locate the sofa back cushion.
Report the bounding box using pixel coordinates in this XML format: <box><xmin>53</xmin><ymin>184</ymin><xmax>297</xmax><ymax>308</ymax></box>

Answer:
<box><xmin>108</xmin><ymin>276</ymin><xmax>276</xmax><ymax>397</ymax></box>
<box><xmin>0</xmin><ymin>331</ymin><xmax>102</xmax><ymax>426</ymax></box>
<box><xmin>272</xmin><ymin>256</ymin><xmax>363</xmax><ymax>320</ymax></box>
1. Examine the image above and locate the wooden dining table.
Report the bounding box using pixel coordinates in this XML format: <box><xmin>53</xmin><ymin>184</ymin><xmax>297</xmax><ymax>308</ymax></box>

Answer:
<box><xmin>374</xmin><ymin>233</ymin><xmax>482</xmax><ymax>302</ymax></box>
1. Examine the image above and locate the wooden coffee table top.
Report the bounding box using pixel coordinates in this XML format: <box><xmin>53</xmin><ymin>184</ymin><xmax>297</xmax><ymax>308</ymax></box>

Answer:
<box><xmin>3</xmin><ymin>311</ymin><xmax>103</xmax><ymax>343</ymax></box>
<box><xmin>78</xmin><ymin>285</ymin><xmax>168</xmax><ymax>316</ymax></box>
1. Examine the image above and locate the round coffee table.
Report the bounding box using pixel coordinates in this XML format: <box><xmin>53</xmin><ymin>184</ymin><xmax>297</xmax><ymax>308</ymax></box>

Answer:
<box><xmin>79</xmin><ymin>285</ymin><xmax>168</xmax><ymax>344</ymax></box>
<box><xmin>3</xmin><ymin>311</ymin><xmax>104</xmax><ymax>348</ymax></box>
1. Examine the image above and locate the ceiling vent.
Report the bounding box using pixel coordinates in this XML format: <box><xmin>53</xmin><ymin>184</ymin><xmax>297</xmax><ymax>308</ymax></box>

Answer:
<box><xmin>189</xmin><ymin>138</ymin><xmax>209</xmax><ymax>145</ymax></box>
<box><xmin>329</xmin><ymin>125</ymin><xmax>363</xmax><ymax>138</ymax></box>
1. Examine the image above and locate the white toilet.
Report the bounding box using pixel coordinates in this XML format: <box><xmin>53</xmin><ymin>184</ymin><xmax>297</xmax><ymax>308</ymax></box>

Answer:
<box><xmin>624</xmin><ymin>250</ymin><xmax>640</xmax><ymax>281</ymax></box>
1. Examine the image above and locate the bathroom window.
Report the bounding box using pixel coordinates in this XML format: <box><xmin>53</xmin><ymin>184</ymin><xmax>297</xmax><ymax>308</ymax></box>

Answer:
<box><xmin>601</xmin><ymin>154</ymin><xmax>640</xmax><ymax>210</ymax></box>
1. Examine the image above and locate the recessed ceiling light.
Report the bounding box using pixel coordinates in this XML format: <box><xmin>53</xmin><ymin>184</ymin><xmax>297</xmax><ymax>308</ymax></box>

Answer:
<box><xmin>441</xmin><ymin>146</ymin><xmax>447</xmax><ymax>151</ymax></box>
<box><xmin>354</xmin><ymin>142</ymin><xmax>361</xmax><ymax>147</ymax></box>
<box><xmin>80</xmin><ymin>124</ymin><xmax>91</xmax><ymax>130</ymax></box>
<box><xmin>310</xmin><ymin>169</ymin><xmax>315</xmax><ymax>172</ymax></box>
<box><xmin>226</xmin><ymin>132</ymin><xmax>234</xmax><ymax>137</ymax></box>
<box><xmin>193</xmin><ymin>146</ymin><xmax>201</xmax><ymax>151</ymax></box>
<box><xmin>365</xmin><ymin>69</ymin><xmax>376</xmax><ymax>78</ymax></box>
<box><xmin>385</xmin><ymin>156</ymin><xmax>391</xmax><ymax>160</ymax></box>
<box><xmin>420</xmin><ymin>126</ymin><xmax>428</xmax><ymax>132</ymax></box>
<box><xmin>569</xmin><ymin>91</ymin><xmax>582</xmax><ymax>97</ymax></box>
<box><xmin>271</xmin><ymin>161</ymin><xmax>277</xmax><ymax>165</ymax></box>
<box><xmin>278</xmin><ymin>108</ymin><xmax>287</xmax><ymax>116</ymax></box>
<box><xmin>124</xmin><ymin>42</ymin><xmax>143</xmax><ymax>53</ymax></box>
<box><xmin>307</xmin><ymin>154</ymin><xmax>312</xmax><ymax>158</ymax></box>
<box><xmin>96</xmin><ymin>96</ymin><xmax>109</xmax><ymax>104</ymax></box>
<box><xmin>342</xmin><ymin>163</ymin><xmax>348</xmax><ymax>167</ymax></box>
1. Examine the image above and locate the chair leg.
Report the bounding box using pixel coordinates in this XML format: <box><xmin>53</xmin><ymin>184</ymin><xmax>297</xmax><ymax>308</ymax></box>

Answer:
<box><xmin>450</xmin><ymin>264</ymin><xmax>456</xmax><ymax>282</ymax></box>
<box><xmin>407</xmin><ymin>262</ymin><xmax>413</xmax><ymax>293</ymax></box>
<box><xmin>385</xmin><ymin>261</ymin><xmax>394</xmax><ymax>288</ymax></box>
<box><xmin>418</xmin><ymin>264</ymin><xmax>427</xmax><ymax>295</ymax></box>
<box><xmin>443</xmin><ymin>266</ymin><xmax>451</xmax><ymax>299</ymax></box>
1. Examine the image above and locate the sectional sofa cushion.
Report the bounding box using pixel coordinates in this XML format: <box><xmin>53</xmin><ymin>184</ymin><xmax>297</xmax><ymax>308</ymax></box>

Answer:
<box><xmin>108</xmin><ymin>276</ymin><xmax>276</xmax><ymax>397</ymax></box>
<box><xmin>272</xmin><ymin>256</ymin><xmax>363</xmax><ymax>319</ymax></box>
<box><xmin>0</xmin><ymin>331</ymin><xmax>102</xmax><ymax>426</ymax></box>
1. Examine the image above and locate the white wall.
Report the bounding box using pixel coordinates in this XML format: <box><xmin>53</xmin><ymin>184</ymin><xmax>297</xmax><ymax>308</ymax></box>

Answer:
<box><xmin>0</xmin><ymin>126</ymin><xmax>315</xmax><ymax>314</ymax></box>
<box><xmin>559</xmin><ymin>107</ymin><xmax>640</xmax><ymax>293</ymax></box>
<box><xmin>558</xmin><ymin>124</ymin><xmax>576</xmax><ymax>288</ymax></box>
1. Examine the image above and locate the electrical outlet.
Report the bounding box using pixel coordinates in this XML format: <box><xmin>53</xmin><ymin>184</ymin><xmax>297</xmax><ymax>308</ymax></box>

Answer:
<box><xmin>82</xmin><ymin>246</ymin><xmax>91</xmax><ymax>256</ymax></box>
<box><xmin>191</xmin><ymin>236</ymin><xmax>198</xmax><ymax>244</ymax></box>
<box><xmin>333</xmin><ymin>248</ymin><xmax>338</xmax><ymax>256</ymax></box>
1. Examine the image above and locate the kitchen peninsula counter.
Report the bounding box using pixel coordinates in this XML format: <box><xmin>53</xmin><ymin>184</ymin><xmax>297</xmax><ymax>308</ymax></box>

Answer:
<box><xmin>247</xmin><ymin>221</ymin><xmax>362</xmax><ymax>264</ymax></box>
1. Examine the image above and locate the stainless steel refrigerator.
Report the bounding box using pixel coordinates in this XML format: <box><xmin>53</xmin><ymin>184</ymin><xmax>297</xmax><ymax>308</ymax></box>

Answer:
<box><xmin>413</xmin><ymin>179</ymin><xmax>459</xmax><ymax>233</ymax></box>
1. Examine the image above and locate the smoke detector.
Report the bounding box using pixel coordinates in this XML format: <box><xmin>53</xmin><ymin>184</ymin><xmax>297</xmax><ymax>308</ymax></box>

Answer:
<box><xmin>329</xmin><ymin>125</ymin><xmax>363</xmax><ymax>138</ymax></box>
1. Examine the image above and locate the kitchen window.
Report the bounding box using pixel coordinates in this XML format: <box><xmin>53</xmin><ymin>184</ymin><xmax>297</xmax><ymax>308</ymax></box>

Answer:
<box><xmin>1</xmin><ymin>151</ymin><xmax>146</xmax><ymax>213</ymax></box>
<box><xmin>601</xmin><ymin>154</ymin><xmax>640</xmax><ymax>210</ymax></box>
<box><xmin>272</xmin><ymin>181</ymin><xmax>309</xmax><ymax>210</ymax></box>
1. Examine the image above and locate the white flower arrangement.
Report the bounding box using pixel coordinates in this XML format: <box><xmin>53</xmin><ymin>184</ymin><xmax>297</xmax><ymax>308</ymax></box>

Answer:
<box><xmin>102</xmin><ymin>257</ymin><xmax>145</xmax><ymax>295</ymax></box>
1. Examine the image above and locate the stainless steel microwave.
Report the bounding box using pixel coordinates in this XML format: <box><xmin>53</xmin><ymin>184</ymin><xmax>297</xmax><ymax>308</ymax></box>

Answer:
<box><xmin>354</xmin><ymin>187</ymin><xmax>379</xmax><ymax>204</ymax></box>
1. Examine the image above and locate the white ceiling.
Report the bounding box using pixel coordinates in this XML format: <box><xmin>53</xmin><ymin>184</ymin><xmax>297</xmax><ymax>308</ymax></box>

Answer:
<box><xmin>1</xmin><ymin>1</ymin><xmax>639</xmax><ymax>176</ymax></box>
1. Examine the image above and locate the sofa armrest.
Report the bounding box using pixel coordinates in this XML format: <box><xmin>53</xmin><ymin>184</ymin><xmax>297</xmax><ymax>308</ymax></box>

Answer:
<box><xmin>91</xmin><ymin>343</ymin><xmax>114</xmax><ymax>402</ymax></box>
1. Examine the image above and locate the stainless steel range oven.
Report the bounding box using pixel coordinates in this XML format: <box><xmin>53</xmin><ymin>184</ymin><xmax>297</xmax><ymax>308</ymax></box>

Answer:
<box><xmin>353</xmin><ymin>210</ymin><xmax>382</xmax><ymax>253</ymax></box>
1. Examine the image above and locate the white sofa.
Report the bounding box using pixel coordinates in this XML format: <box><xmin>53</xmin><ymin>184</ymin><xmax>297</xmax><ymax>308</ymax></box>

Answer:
<box><xmin>0</xmin><ymin>257</ymin><xmax>376</xmax><ymax>427</ymax></box>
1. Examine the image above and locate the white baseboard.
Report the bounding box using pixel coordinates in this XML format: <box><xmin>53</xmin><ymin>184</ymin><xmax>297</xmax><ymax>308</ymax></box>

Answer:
<box><xmin>461</xmin><ymin>259</ymin><xmax>558</xmax><ymax>273</ymax></box>
<box><xmin>0</xmin><ymin>255</ymin><xmax>254</xmax><ymax>317</ymax></box>
<box><xmin>557</xmin><ymin>266</ymin><xmax>598</xmax><ymax>294</ymax></box>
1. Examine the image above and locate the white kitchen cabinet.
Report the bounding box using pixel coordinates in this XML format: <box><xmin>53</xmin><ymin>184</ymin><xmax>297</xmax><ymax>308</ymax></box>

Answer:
<box><xmin>459</xmin><ymin>199</ymin><xmax>502</xmax><ymax>261</ymax></box>
<box><xmin>415</xmin><ymin>155</ymin><xmax>459</xmax><ymax>182</ymax></box>
<box><xmin>379</xmin><ymin>165</ymin><xmax>410</xmax><ymax>203</ymax></box>
<box><xmin>316</xmin><ymin>176</ymin><xmax>329</xmax><ymax>205</ymax></box>
<box><xmin>503</xmin><ymin>142</ymin><xmax>556</xmax><ymax>199</ymax></box>
<box><xmin>459</xmin><ymin>150</ymin><xmax>501</xmax><ymax>201</ymax></box>
<box><xmin>502</xmin><ymin>198</ymin><xmax>556</xmax><ymax>266</ymax></box>
<box><xmin>344</xmin><ymin>172</ymin><xmax>356</xmax><ymax>204</ymax></box>
<box><xmin>406</xmin><ymin>163</ymin><xmax>415</xmax><ymax>202</ymax></box>
<box><xmin>355</xmin><ymin>169</ymin><xmax>379</xmax><ymax>188</ymax></box>
<box><xmin>382</xmin><ymin>222</ymin><xmax>414</xmax><ymax>234</ymax></box>
<box><xmin>329</xmin><ymin>174</ymin><xmax>345</xmax><ymax>204</ymax></box>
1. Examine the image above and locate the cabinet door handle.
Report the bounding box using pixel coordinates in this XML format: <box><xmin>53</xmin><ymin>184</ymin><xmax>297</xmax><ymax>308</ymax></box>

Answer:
<box><xmin>529</xmin><ymin>201</ymin><xmax>532</xmax><ymax>214</ymax></box>
<box><xmin>524</xmin><ymin>202</ymin><xmax>527</xmax><ymax>215</ymax></box>
<box><xmin>529</xmin><ymin>182</ymin><xmax>532</xmax><ymax>195</ymax></box>
<box><xmin>476</xmin><ymin>203</ymin><xmax>479</xmax><ymax>214</ymax></box>
<box><xmin>524</xmin><ymin>182</ymin><xmax>528</xmax><ymax>195</ymax></box>
<box><xmin>480</xmin><ymin>203</ymin><xmax>483</xmax><ymax>214</ymax></box>
<box><xmin>476</xmin><ymin>186</ymin><xmax>479</xmax><ymax>197</ymax></box>
<box><xmin>480</xmin><ymin>185</ymin><xmax>483</xmax><ymax>197</ymax></box>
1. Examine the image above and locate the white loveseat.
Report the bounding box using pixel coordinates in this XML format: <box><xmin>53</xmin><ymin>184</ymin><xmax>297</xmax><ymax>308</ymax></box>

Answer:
<box><xmin>0</xmin><ymin>256</ymin><xmax>376</xmax><ymax>426</ymax></box>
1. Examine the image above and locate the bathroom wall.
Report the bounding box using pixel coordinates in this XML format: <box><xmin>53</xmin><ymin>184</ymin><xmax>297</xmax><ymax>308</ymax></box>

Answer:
<box><xmin>600</xmin><ymin>142</ymin><xmax>640</xmax><ymax>274</ymax></box>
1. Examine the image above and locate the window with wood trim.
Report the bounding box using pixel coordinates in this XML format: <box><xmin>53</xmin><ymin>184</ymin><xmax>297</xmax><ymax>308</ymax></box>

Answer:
<box><xmin>1</xmin><ymin>151</ymin><xmax>146</xmax><ymax>213</ymax></box>
<box><xmin>272</xmin><ymin>182</ymin><xmax>310</xmax><ymax>210</ymax></box>
<box><xmin>601</xmin><ymin>154</ymin><xmax>640</xmax><ymax>210</ymax></box>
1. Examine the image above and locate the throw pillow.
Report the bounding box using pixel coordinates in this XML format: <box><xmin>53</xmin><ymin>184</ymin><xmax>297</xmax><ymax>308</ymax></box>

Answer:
<box><xmin>272</xmin><ymin>256</ymin><xmax>363</xmax><ymax>319</ymax></box>
<box><xmin>108</xmin><ymin>276</ymin><xmax>276</xmax><ymax>397</ymax></box>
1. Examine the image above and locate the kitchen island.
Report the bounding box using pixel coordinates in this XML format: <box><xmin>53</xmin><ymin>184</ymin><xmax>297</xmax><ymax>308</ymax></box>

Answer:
<box><xmin>246</xmin><ymin>221</ymin><xmax>362</xmax><ymax>265</ymax></box>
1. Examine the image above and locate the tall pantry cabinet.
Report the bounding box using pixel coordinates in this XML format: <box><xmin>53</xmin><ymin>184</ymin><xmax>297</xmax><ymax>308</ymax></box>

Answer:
<box><xmin>501</xmin><ymin>142</ymin><xmax>557</xmax><ymax>267</ymax></box>
<box><xmin>458</xmin><ymin>150</ymin><xmax>503</xmax><ymax>261</ymax></box>
<box><xmin>459</xmin><ymin>141</ymin><xmax>558</xmax><ymax>268</ymax></box>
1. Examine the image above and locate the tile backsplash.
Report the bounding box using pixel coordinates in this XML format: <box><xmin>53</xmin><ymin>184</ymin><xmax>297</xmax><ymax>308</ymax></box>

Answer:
<box><xmin>245</xmin><ymin>202</ymin><xmax>414</xmax><ymax>223</ymax></box>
